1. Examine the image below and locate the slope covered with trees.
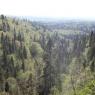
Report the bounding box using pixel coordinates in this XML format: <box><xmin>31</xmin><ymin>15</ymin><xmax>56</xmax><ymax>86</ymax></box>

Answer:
<box><xmin>0</xmin><ymin>15</ymin><xmax>95</xmax><ymax>95</ymax></box>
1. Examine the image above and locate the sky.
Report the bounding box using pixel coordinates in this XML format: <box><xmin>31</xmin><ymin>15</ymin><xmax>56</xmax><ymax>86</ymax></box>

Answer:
<box><xmin>0</xmin><ymin>0</ymin><xmax>95</xmax><ymax>20</ymax></box>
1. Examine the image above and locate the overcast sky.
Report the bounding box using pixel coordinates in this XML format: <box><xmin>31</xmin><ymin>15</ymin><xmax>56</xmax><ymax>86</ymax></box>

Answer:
<box><xmin>0</xmin><ymin>0</ymin><xmax>95</xmax><ymax>20</ymax></box>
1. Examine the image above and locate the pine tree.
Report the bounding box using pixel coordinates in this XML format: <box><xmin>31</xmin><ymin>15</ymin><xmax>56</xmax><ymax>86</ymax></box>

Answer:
<box><xmin>23</xmin><ymin>46</ymin><xmax>27</xmax><ymax>59</ymax></box>
<box><xmin>1</xmin><ymin>32</ymin><xmax>4</xmax><ymax>44</ymax></box>
<box><xmin>27</xmin><ymin>73</ymin><xmax>37</xmax><ymax>95</ymax></box>
<box><xmin>43</xmin><ymin>38</ymin><xmax>56</xmax><ymax>95</ymax></box>
<box><xmin>5</xmin><ymin>82</ymin><xmax>9</xmax><ymax>92</ymax></box>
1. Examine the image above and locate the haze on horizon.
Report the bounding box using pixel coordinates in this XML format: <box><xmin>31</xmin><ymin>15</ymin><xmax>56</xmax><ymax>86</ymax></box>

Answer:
<box><xmin>0</xmin><ymin>0</ymin><xmax>95</xmax><ymax>20</ymax></box>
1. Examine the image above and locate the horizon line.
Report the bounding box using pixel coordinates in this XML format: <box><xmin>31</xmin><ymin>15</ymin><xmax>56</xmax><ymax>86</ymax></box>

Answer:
<box><xmin>1</xmin><ymin>14</ymin><xmax>95</xmax><ymax>22</ymax></box>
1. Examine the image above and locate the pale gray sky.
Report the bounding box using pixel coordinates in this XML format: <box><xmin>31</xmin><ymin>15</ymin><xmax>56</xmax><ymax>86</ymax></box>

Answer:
<box><xmin>0</xmin><ymin>0</ymin><xmax>95</xmax><ymax>20</ymax></box>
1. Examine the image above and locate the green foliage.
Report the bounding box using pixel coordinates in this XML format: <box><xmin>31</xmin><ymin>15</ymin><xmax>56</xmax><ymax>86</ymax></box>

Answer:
<box><xmin>78</xmin><ymin>80</ymin><xmax>95</xmax><ymax>95</ymax></box>
<box><xmin>49</xmin><ymin>86</ymin><xmax>61</xmax><ymax>95</ymax></box>
<box><xmin>30</xmin><ymin>42</ymin><xmax>43</xmax><ymax>58</ymax></box>
<box><xmin>0</xmin><ymin>14</ymin><xmax>95</xmax><ymax>95</ymax></box>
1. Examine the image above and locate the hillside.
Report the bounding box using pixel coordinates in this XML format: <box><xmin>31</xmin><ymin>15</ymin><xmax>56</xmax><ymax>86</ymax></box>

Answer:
<box><xmin>0</xmin><ymin>15</ymin><xmax>95</xmax><ymax>95</ymax></box>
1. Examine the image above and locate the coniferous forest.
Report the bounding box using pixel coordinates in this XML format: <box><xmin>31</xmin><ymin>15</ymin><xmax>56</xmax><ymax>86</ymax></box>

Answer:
<box><xmin>0</xmin><ymin>15</ymin><xmax>95</xmax><ymax>95</ymax></box>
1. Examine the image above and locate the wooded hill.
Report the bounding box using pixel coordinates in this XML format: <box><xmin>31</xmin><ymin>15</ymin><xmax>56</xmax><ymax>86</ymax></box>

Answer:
<box><xmin>0</xmin><ymin>15</ymin><xmax>95</xmax><ymax>95</ymax></box>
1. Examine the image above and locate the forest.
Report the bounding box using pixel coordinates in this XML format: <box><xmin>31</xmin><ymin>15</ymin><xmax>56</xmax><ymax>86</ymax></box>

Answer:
<box><xmin>0</xmin><ymin>15</ymin><xmax>95</xmax><ymax>95</ymax></box>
